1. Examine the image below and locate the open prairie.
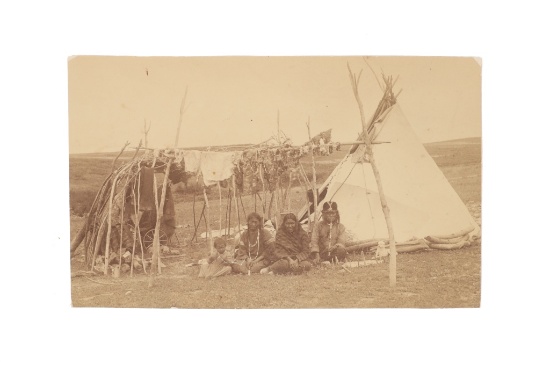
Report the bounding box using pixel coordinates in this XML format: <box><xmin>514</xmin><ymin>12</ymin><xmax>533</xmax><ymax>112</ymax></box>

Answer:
<box><xmin>69</xmin><ymin>137</ymin><xmax>481</xmax><ymax>308</ymax></box>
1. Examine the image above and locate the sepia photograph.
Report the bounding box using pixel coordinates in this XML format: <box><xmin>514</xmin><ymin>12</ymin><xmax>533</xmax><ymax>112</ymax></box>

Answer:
<box><xmin>68</xmin><ymin>56</ymin><xmax>482</xmax><ymax>308</ymax></box>
<box><xmin>6</xmin><ymin>0</ymin><xmax>550</xmax><ymax>364</ymax></box>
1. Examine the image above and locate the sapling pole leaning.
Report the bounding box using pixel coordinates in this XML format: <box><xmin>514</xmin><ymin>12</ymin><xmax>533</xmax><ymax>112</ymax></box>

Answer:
<box><xmin>148</xmin><ymin>158</ymin><xmax>173</xmax><ymax>287</ymax></box>
<box><xmin>135</xmin><ymin>168</ymin><xmax>147</xmax><ymax>274</ymax></box>
<box><xmin>347</xmin><ymin>63</ymin><xmax>398</xmax><ymax>287</ymax></box>
<box><xmin>218</xmin><ymin>182</ymin><xmax>222</xmax><ymax>235</ymax></box>
<box><xmin>239</xmin><ymin>195</ymin><xmax>247</xmax><ymax>222</ymax></box>
<box><xmin>192</xmin><ymin>184</ymin><xmax>197</xmax><ymax>237</ymax></box>
<box><xmin>130</xmin><ymin>182</ymin><xmax>138</xmax><ymax>277</ymax></box>
<box><xmin>232</xmin><ymin>175</ymin><xmax>242</xmax><ymax>239</ymax></box>
<box><xmin>74</xmin><ymin>150</ymin><xmax>123</xmax><ymax>261</ymax></box>
<box><xmin>203</xmin><ymin>187</ymin><xmax>214</xmax><ymax>255</ymax></box>
<box><xmin>117</xmin><ymin>174</ymin><xmax>130</xmax><ymax>274</ymax></box>
<box><xmin>70</xmin><ymin>219</ymin><xmax>89</xmax><ymax>258</ymax></box>
<box><xmin>285</xmin><ymin>170</ymin><xmax>293</xmax><ymax>212</ymax></box>
<box><xmin>297</xmin><ymin>168</ymin><xmax>311</xmax><ymax>222</ymax></box>
<box><xmin>111</xmin><ymin>141</ymin><xmax>130</xmax><ymax>174</ymax></box>
<box><xmin>91</xmin><ymin>217</ymin><xmax>107</xmax><ymax>270</ymax></box>
<box><xmin>190</xmin><ymin>204</ymin><xmax>206</xmax><ymax>243</ymax></box>
<box><xmin>174</xmin><ymin>87</ymin><xmax>188</xmax><ymax>148</ymax></box>
<box><xmin>296</xmin><ymin>164</ymin><xmax>313</xmax><ymax>232</ymax></box>
<box><xmin>143</xmin><ymin>120</ymin><xmax>151</xmax><ymax>149</ymax></box>
<box><xmin>128</xmin><ymin>168</ymin><xmax>143</xmax><ymax>276</ymax></box>
<box><xmin>306</xmin><ymin>118</ymin><xmax>319</xmax><ymax>230</ymax></box>
<box><xmin>151</xmin><ymin>157</ymin><xmax>160</xmax><ymax>273</ymax></box>
<box><xmin>278</xmin><ymin>178</ymin><xmax>284</xmax><ymax>216</ymax></box>
<box><xmin>224</xmin><ymin>187</ymin><xmax>232</xmax><ymax>237</ymax></box>
<box><xmin>259</xmin><ymin>164</ymin><xmax>267</xmax><ymax>221</ymax></box>
<box><xmin>267</xmin><ymin>191</ymin><xmax>275</xmax><ymax>220</ymax></box>
<box><xmin>72</xmin><ymin>183</ymin><xmax>111</xmax><ymax>258</ymax></box>
<box><xmin>103</xmin><ymin>172</ymin><xmax>121</xmax><ymax>275</ymax></box>
<box><xmin>131</xmin><ymin>140</ymin><xmax>143</xmax><ymax>161</ymax></box>
<box><xmin>274</xmin><ymin>180</ymin><xmax>280</xmax><ymax>229</ymax></box>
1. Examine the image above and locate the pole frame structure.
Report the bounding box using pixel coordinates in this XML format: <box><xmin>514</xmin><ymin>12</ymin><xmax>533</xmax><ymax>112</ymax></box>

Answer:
<box><xmin>347</xmin><ymin>64</ymin><xmax>397</xmax><ymax>287</ymax></box>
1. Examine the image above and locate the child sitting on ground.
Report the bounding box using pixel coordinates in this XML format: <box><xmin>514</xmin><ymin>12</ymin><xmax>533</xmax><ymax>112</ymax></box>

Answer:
<box><xmin>198</xmin><ymin>238</ymin><xmax>234</xmax><ymax>278</ymax></box>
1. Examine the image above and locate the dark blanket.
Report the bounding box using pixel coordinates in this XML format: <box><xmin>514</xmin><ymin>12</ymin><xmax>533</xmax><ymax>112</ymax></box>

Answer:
<box><xmin>272</xmin><ymin>214</ymin><xmax>310</xmax><ymax>262</ymax></box>
<box><xmin>139</xmin><ymin>167</ymin><xmax>155</xmax><ymax>211</ymax></box>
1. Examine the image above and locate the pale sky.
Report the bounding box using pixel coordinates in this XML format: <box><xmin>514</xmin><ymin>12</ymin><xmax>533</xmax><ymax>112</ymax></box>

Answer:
<box><xmin>68</xmin><ymin>56</ymin><xmax>481</xmax><ymax>154</ymax></box>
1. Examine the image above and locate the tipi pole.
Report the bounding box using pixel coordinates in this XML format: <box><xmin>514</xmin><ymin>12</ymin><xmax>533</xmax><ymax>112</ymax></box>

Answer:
<box><xmin>348</xmin><ymin>64</ymin><xmax>397</xmax><ymax>287</ymax></box>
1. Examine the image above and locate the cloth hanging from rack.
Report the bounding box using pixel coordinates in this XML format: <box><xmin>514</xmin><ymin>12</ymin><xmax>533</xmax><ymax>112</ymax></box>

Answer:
<box><xmin>200</xmin><ymin>151</ymin><xmax>239</xmax><ymax>186</ymax></box>
<box><xmin>182</xmin><ymin>150</ymin><xmax>202</xmax><ymax>174</ymax></box>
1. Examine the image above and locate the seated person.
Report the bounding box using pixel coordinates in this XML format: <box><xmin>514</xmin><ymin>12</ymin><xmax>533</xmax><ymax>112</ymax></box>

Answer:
<box><xmin>261</xmin><ymin>213</ymin><xmax>312</xmax><ymax>274</ymax></box>
<box><xmin>198</xmin><ymin>237</ymin><xmax>233</xmax><ymax>278</ymax></box>
<box><xmin>310</xmin><ymin>201</ymin><xmax>348</xmax><ymax>264</ymax></box>
<box><xmin>232</xmin><ymin>212</ymin><xmax>275</xmax><ymax>274</ymax></box>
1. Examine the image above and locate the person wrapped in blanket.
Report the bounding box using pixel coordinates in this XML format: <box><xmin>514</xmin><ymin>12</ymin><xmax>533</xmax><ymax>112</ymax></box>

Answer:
<box><xmin>310</xmin><ymin>201</ymin><xmax>347</xmax><ymax>264</ymax></box>
<box><xmin>198</xmin><ymin>237</ymin><xmax>234</xmax><ymax>278</ymax></box>
<box><xmin>232</xmin><ymin>212</ymin><xmax>275</xmax><ymax>274</ymax></box>
<box><xmin>260</xmin><ymin>213</ymin><xmax>312</xmax><ymax>275</ymax></box>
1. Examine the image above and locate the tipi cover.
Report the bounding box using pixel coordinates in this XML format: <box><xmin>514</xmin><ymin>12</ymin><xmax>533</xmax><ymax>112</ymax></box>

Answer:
<box><xmin>298</xmin><ymin>104</ymin><xmax>479</xmax><ymax>243</ymax></box>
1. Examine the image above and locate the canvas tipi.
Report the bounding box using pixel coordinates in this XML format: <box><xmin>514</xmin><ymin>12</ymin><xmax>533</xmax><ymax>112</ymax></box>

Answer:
<box><xmin>298</xmin><ymin>103</ymin><xmax>480</xmax><ymax>248</ymax></box>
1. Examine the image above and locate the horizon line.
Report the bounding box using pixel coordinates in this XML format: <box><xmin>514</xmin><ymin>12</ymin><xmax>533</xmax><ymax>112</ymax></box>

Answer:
<box><xmin>69</xmin><ymin>136</ymin><xmax>481</xmax><ymax>156</ymax></box>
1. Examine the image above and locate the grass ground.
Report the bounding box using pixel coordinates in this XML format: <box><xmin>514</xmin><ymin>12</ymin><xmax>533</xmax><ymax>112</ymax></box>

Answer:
<box><xmin>69</xmin><ymin>137</ymin><xmax>481</xmax><ymax>308</ymax></box>
<box><xmin>71</xmin><ymin>245</ymin><xmax>480</xmax><ymax>308</ymax></box>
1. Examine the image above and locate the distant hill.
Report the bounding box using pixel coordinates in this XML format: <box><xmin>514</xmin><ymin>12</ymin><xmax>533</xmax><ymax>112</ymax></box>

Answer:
<box><xmin>425</xmin><ymin>137</ymin><xmax>481</xmax><ymax>147</ymax></box>
<box><xmin>69</xmin><ymin>144</ymin><xmax>255</xmax><ymax>158</ymax></box>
